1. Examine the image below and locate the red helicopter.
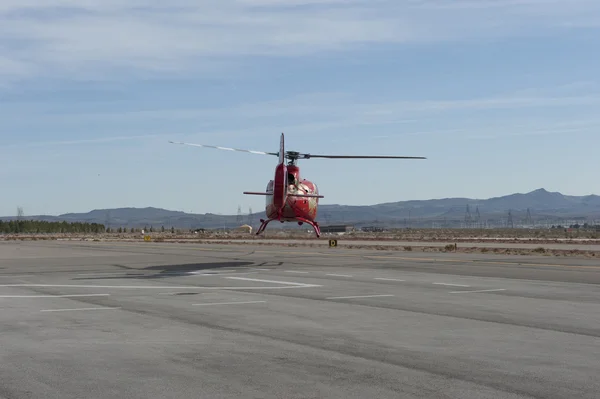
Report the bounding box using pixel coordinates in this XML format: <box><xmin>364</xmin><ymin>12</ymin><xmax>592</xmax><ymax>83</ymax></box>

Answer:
<box><xmin>169</xmin><ymin>133</ymin><xmax>425</xmax><ymax>237</ymax></box>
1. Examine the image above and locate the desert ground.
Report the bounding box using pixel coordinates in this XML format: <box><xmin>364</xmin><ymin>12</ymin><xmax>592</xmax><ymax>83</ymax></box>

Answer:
<box><xmin>3</xmin><ymin>227</ymin><xmax>600</xmax><ymax>258</ymax></box>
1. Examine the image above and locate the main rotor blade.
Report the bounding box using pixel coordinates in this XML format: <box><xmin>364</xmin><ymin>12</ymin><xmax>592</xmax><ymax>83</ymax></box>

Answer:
<box><xmin>169</xmin><ymin>141</ymin><xmax>278</xmax><ymax>157</ymax></box>
<box><xmin>295</xmin><ymin>154</ymin><xmax>426</xmax><ymax>160</ymax></box>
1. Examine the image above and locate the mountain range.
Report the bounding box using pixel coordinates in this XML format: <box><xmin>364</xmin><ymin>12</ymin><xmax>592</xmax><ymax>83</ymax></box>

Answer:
<box><xmin>3</xmin><ymin>188</ymin><xmax>600</xmax><ymax>230</ymax></box>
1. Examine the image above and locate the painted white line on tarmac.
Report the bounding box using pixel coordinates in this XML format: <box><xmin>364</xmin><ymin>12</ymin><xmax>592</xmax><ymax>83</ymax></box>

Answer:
<box><xmin>433</xmin><ymin>283</ymin><xmax>471</xmax><ymax>287</ymax></box>
<box><xmin>77</xmin><ymin>271</ymin><xmax>250</xmax><ymax>277</ymax></box>
<box><xmin>284</xmin><ymin>271</ymin><xmax>309</xmax><ymax>274</ymax></box>
<box><xmin>326</xmin><ymin>294</ymin><xmax>394</xmax><ymax>300</ymax></box>
<box><xmin>449</xmin><ymin>289</ymin><xmax>507</xmax><ymax>294</ymax></box>
<box><xmin>326</xmin><ymin>274</ymin><xmax>353</xmax><ymax>278</ymax></box>
<box><xmin>374</xmin><ymin>278</ymin><xmax>406</xmax><ymax>282</ymax></box>
<box><xmin>224</xmin><ymin>277</ymin><xmax>317</xmax><ymax>287</ymax></box>
<box><xmin>190</xmin><ymin>272</ymin><xmax>258</xmax><ymax>277</ymax></box>
<box><xmin>192</xmin><ymin>301</ymin><xmax>266</xmax><ymax>306</ymax></box>
<box><xmin>0</xmin><ymin>294</ymin><xmax>110</xmax><ymax>298</ymax></box>
<box><xmin>0</xmin><ymin>283</ymin><xmax>321</xmax><ymax>290</ymax></box>
<box><xmin>40</xmin><ymin>307</ymin><xmax>121</xmax><ymax>313</ymax></box>
<box><xmin>189</xmin><ymin>270</ymin><xmax>239</xmax><ymax>274</ymax></box>
<box><xmin>160</xmin><ymin>292</ymin><xmax>205</xmax><ymax>296</ymax></box>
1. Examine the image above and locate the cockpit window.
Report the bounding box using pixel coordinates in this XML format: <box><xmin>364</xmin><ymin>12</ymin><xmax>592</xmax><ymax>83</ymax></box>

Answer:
<box><xmin>288</xmin><ymin>173</ymin><xmax>296</xmax><ymax>185</ymax></box>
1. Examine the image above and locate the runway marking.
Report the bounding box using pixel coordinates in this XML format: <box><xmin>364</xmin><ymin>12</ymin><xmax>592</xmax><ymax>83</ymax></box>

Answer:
<box><xmin>192</xmin><ymin>301</ymin><xmax>266</xmax><ymax>306</ymax></box>
<box><xmin>0</xmin><ymin>294</ymin><xmax>110</xmax><ymax>298</ymax></box>
<box><xmin>326</xmin><ymin>294</ymin><xmax>394</xmax><ymax>300</ymax></box>
<box><xmin>284</xmin><ymin>271</ymin><xmax>309</xmax><ymax>274</ymax></box>
<box><xmin>190</xmin><ymin>270</ymin><xmax>239</xmax><ymax>274</ymax></box>
<box><xmin>159</xmin><ymin>292</ymin><xmax>220</xmax><ymax>296</ymax></box>
<box><xmin>40</xmin><ymin>307</ymin><xmax>121</xmax><ymax>312</ymax></box>
<box><xmin>189</xmin><ymin>272</ymin><xmax>257</xmax><ymax>276</ymax></box>
<box><xmin>433</xmin><ymin>283</ymin><xmax>471</xmax><ymax>287</ymax></box>
<box><xmin>224</xmin><ymin>277</ymin><xmax>317</xmax><ymax>287</ymax></box>
<box><xmin>76</xmin><ymin>270</ymin><xmax>250</xmax><ymax>277</ymax></box>
<box><xmin>0</xmin><ymin>283</ymin><xmax>321</xmax><ymax>290</ymax></box>
<box><xmin>449</xmin><ymin>289</ymin><xmax>507</xmax><ymax>294</ymax></box>
<box><xmin>374</xmin><ymin>278</ymin><xmax>406</xmax><ymax>282</ymax></box>
<box><xmin>251</xmin><ymin>268</ymin><xmax>272</xmax><ymax>271</ymax></box>
<box><xmin>326</xmin><ymin>274</ymin><xmax>353</xmax><ymax>278</ymax></box>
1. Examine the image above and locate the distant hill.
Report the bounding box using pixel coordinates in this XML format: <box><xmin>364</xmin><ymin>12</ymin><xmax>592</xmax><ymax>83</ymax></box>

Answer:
<box><xmin>3</xmin><ymin>188</ymin><xmax>600</xmax><ymax>229</ymax></box>
<box><xmin>317</xmin><ymin>188</ymin><xmax>600</xmax><ymax>227</ymax></box>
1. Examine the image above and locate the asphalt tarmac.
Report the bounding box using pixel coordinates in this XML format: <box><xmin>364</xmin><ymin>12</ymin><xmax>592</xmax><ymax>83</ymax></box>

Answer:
<box><xmin>1</xmin><ymin>241</ymin><xmax>599</xmax><ymax>399</ymax></box>
<box><xmin>201</xmin><ymin>237</ymin><xmax>600</xmax><ymax>251</ymax></box>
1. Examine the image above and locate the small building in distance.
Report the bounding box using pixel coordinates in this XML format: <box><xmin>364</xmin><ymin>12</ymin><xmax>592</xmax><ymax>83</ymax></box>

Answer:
<box><xmin>361</xmin><ymin>226</ymin><xmax>385</xmax><ymax>232</ymax></box>
<box><xmin>320</xmin><ymin>225</ymin><xmax>354</xmax><ymax>233</ymax></box>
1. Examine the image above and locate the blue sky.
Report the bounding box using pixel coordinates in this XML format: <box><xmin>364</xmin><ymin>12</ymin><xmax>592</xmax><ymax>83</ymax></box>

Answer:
<box><xmin>1</xmin><ymin>0</ymin><xmax>599</xmax><ymax>217</ymax></box>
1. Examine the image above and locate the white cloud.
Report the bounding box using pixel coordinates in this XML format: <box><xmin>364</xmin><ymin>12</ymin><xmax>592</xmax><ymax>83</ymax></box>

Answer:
<box><xmin>465</xmin><ymin>123</ymin><xmax>599</xmax><ymax>140</ymax></box>
<box><xmin>12</xmin><ymin>89</ymin><xmax>596</xmax><ymax>123</ymax></box>
<box><xmin>0</xmin><ymin>86</ymin><xmax>600</xmax><ymax>135</ymax></box>
<box><xmin>2</xmin><ymin>88</ymin><xmax>598</xmax><ymax>150</ymax></box>
<box><xmin>0</xmin><ymin>0</ymin><xmax>598</xmax><ymax>84</ymax></box>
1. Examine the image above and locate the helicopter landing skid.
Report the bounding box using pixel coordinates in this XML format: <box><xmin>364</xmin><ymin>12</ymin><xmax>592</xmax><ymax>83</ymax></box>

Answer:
<box><xmin>255</xmin><ymin>217</ymin><xmax>321</xmax><ymax>238</ymax></box>
<box><xmin>255</xmin><ymin>218</ymin><xmax>274</xmax><ymax>236</ymax></box>
<box><xmin>296</xmin><ymin>217</ymin><xmax>321</xmax><ymax>238</ymax></box>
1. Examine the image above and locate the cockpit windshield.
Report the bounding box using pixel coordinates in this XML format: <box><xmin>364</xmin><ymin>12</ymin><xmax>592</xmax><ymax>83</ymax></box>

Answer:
<box><xmin>287</xmin><ymin>173</ymin><xmax>296</xmax><ymax>186</ymax></box>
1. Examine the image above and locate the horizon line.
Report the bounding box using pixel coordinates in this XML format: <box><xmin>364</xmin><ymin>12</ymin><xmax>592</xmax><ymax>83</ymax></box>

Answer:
<box><xmin>2</xmin><ymin>187</ymin><xmax>598</xmax><ymax>218</ymax></box>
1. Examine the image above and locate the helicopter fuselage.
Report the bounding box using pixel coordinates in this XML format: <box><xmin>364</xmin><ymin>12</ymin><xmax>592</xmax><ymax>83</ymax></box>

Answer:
<box><xmin>265</xmin><ymin>165</ymin><xmax>320</xmax><ymax>222</ymax></box>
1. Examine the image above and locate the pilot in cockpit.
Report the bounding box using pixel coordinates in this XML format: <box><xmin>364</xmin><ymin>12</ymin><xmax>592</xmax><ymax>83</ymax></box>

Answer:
<box><xmin>287</xmin><ymin>173</ymin><xmax>296</xmax><ymax>187</ymax></box>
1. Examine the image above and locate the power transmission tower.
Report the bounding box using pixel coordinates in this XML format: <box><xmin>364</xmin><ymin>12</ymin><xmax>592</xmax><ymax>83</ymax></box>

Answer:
<box><xmin>525</xmin><ymin>208</ymin><xmax>533</xmax><ymax>226</ymax></box>
<box><xmin>16</xmin><ymin>206</ymin><xmax>24</xmax><ymax>220</ymax></box>
<box><xmin>465</xmin><ymin>204</ymin><xmax>473</xmax><ymax>228</ymax></box>
<box><xmin>237</xmin><ymin>205</ymin><xmax>243</xmax><ymax>224</ymax></box>
<box><xmin>507</xmin><ymin>210</ymin><xmax>514</xmax><ymax>229</ymax></box>
<box><xmin>475</xmin><ymin>206</ymin><xmax>481</xmax><ymax>227</ymax></box>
